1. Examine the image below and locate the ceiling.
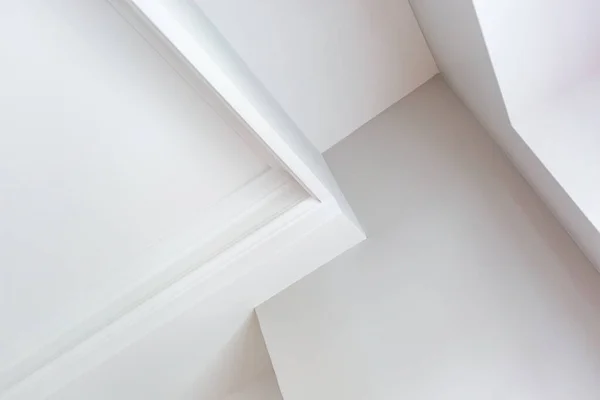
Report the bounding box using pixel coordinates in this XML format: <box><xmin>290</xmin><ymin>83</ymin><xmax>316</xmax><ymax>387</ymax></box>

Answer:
<box><xmin>0</xmin><ymin>1</ymin><xmax>305</xmax><ymax>397</ymax></box>
<box><xmin>48</xmin><ymin>307</ymin><xmax>275</xmax><ymax>400</ymax></box>
<box><xmin>194</xmin><ymin>0</ymin><xmax>438</xmax><ymax>151</ymax></box>
<box><xmin>0</xmin><ymin>0</ymin><xmax>269</xmax><ymax>372</ymax></box>
<box><xmin>0</xmin><ymin>0</ymin><xmax>434</xmax><ymax>398</ymax></box>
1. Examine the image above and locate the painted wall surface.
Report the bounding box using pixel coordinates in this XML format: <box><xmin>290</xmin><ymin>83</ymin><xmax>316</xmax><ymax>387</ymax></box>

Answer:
<box><xmin>194</xmin><ymin>0</ymin><xmax>437</xmax><ymax>151</ymax></box>
<box><xmin>409</xmin><ymin>0</ymin><xmax>600</xmax><ymax>269</ymax></box>
<box><xmin>472</xmin><ymin>0</ymin><xmax>600</xmax><ymax>119</ymax></box>
<box><xmin>258</xmin><ymin>77</ymin><xmax>600</xmax><ymax>399</ymax></box>
<box><xmin>466</xmin><ymin>0</ymin><xmax>600</xmax><ymax>243</ymax></box>
<box><xmin>49</xmin><ymin>308</ymin><xmax>274</xmax><ymax>400</ymax></box>
<box><xmin>223</xmin><ymin>370</ymin><xmax>282</xmax><ymax>400</ymax></box>
<box><xmin>514</xmin><ymin>76</ymin><xmax>600</xmax><ymax>248</ymax></box>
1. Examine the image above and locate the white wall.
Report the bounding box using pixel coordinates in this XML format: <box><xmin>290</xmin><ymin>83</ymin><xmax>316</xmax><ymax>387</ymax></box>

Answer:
<box><xmin>194</xmin><ymin>0</ymin><xmax>437</xmax><ymax>151</ymax></box>
<box><xmin>257</xmin><ymin>76</ymin><xmax>600</xmax><ymax>400</ymax></box>
<box><xmin>408</xmin><ymin>0</ymin><xmax>509</xmax><ymax>132</ymax></box>
<box><xmin>464</xmin><ymin>1</ymin><xmax>600</xmax><ymax>237</ymax></box>
<box><xmin>223</xmin><ymin>370</ymin><xmax>282</xmax><ymax>400</ymax></box>
<box><xmin>49</xmin><ymin>308</ymin><xmax>275</xmax><ymax>400</ymax></box>
<box><xmin>472</xmin><ymin>0</ymin><xmax>600</xmax><ymax>119</ymax></box>
<box><xmin>409</xmin><ymin>0</ymin><xmax>600</xmax><ymax>269</ymax></box>
<box><xmin>514</xmin><ymin>76</ymin><xmax>600</xmax><ymax>248</ymax></box>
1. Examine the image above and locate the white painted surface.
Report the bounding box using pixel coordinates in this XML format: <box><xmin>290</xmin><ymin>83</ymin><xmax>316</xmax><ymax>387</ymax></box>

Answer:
<box><xmin>258</xmin><ymin>77</ymin><xmax>600</xmax><ymax>400</ymax></box>
<box><xmin>464</xmin><ymin>0</ymin><xmax>600</xmax><ymax>246</ymax></box>
<box><xmin>49</xmin><ymin>311</ymin><xmax>274</xmax><ymax>400</ymax></box>
<box><xmin>409</xmin><ymin>0</ymin><xmax>509</xmax><ymax>132</ymax></box>
<box><xmin>514</xmin><ymin>76</ymin><xmax>600</xmax><ymax>244</ymax></box>
<box><xmin>0</xmin><ymin>0</ymin><xmax>279</xmax><ymax>375</ymax></box>
<box><xmin>0</xmin><ymin>1</ymin><xmax>365</xmax><ymax>397</ymax></box>
<box><xmin>194</xmin><ymin>0</ymin><xmax>437</xmax><ymax>151</ymax></box>
<box><xmin>409</xmin><ymin>0</ymin><xmax>600</xmax><ymax>267</ymax></box>
<box><xmin>472</xmin><ymin>0</ymin><xmax>600</xmax><ymax>118</ymax></box>
<box><xmin>223</xmin><ymin>370</ymin><xmax>282</xmax><ymax>400</ymax></box>
<box><xmin>37</xmin><ymin>200</ymin><xmax>362</xmax><ymax>400</ymax></box>
<box><xmin>121</xmin><ymin>0</ymin><xmax>362</xmax><ymax>225</ymax></box>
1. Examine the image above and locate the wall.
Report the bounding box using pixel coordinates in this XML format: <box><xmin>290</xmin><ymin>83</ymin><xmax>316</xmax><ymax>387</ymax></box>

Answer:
<box><xmin>472</xmin><ymin>0</ymin><xmax>600</xmax><ymax>119</ymax></box>
<box><xmin>223</xmin><ymin>370</ymin><xmax>282</xmax><ymax>400</ymax></box>
<box><xmin>463</xmin><ymin>0</ymin><xmax>600</xmax><ymax>242</ymax></box>
<box><xmin>49</xmin><ymin>308</ymin><xmax>275</xmax><ymax>400</ymax></box>
<box><xmin>409</xmin><ymin>0</ymin><xmax>600</xmax><ymax>270</ymax></box>
<box><xmin>194</xmin><ymin>0</ymin><xmax>437</xmax><ymax>151</ymax></box>
<box><xmin>513</xmin><ymin>76</ymin><xmax>600</xmax><ymax>247</ymax></box>
<box><xmin>257</xmin><ymin>76</ymin><xmax>600</xmax><ymax>399</ymax></box>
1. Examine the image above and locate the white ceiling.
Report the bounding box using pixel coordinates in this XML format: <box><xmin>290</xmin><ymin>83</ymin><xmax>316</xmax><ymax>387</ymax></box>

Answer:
<box><xmin>0</xmin><ymin>0</ymin><xmax>269</xmax><ymax>373</ymax></box>
<box><xmin>0</xmin><ymin>1</ymin><xmax>302</xmax><ymax>395</ymax></box>
<box><xmin>48</xmin><ymin>306</ymin><xmax>274</xmax><ymax>400</ymax></box>
<box><xmin>0</xmin><ymin>0</ymin><xmax>435</xmax><ymax>398</ymax></box>
<box><xmin>194</xmin><ymin>0</ymin><xmax>438</xmax><ymax>151</ymax></box>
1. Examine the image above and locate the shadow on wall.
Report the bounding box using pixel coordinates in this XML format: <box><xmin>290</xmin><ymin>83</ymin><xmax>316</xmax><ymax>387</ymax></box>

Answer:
<box><xmin>327</xmin><ymin>75</ymin><xmax>600</xmax><ymax>330</ymax></box>
<box><xmin>258</xmin><ymin>75</ymin><xmax>600</xmax><ymax>400</ymax></box>
<box><xmin>187</xmin><ymin>313</ymin><xmax>276</xmax><ymax>400</ymax></box>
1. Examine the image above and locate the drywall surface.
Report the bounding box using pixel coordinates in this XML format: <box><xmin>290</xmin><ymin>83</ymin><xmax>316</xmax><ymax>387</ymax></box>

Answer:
<box><xmin>258</xmin><ymin>76</ymin><xmax>600</xmax><ymax>400</ymax></box>
<box><xmin>459</xmin><ymin>0</ymin><xmax>600</xmax><ymax>242</ymax></box>
<box><xmin>49</xmin><ymin>308</ymin><xmax>273</xmax><ymax>400</ymax></box>
<box><xmin>194</xmin><ymin>0</ymin><xmax>437</xmax><ymax>151</ymax></box>
<box><xmin>410</xmin><ymin>0</ymin><xmax>600</xmax><ymax>268</ymax></box>
<box><xmin>0</xmin><ymin>0</ymin><xmax>275</xmax><ymax>376</ymax></box>
<box><xmin>409</xmin><ymin>0</ymin><xmax>508</xmax><ymax>132</ymax></box>
<box><xmin>514</xmin><ymin>76</ymin><xmax>600</xmax><ymax>246</ymax></box>
<box><xmin>472</xmin><ymin>0</ymin><xmax>600</xmax><ymax>119</ymax></box>
<box><xmin>223</xmin><ymin>370</ymin><xmax>282</xmax><ymax>400</ymax></box>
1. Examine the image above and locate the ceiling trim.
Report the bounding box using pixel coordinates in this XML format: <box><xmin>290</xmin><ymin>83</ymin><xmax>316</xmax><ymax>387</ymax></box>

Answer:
<box><xmin>0</xmin><ymin>168</ymin><xmax>306</xmax><ymax>393</ymax></box>
<box><xmin>0</xmin><ymin>1</ymin><xmax>364</xmax><ymax>398</ymax></box>
<box><xmin>108</xmin><ymin>0</ymin><xmax>360</xmax><ymax>215</ymax></box>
